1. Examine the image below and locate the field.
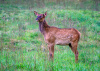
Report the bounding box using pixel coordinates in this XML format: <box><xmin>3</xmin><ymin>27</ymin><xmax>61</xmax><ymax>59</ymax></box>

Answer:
<box><xmin>0</xmin><ymin>0</ymin><xmax>100</xmax><ymax>71</ymax></box>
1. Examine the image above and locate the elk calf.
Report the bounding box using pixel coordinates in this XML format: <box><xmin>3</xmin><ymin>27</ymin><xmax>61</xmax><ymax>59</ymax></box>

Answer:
<box><xmin>34</xmin><ymin>11</ymin><xmax>81</xmax><ymax>62</ymax></box>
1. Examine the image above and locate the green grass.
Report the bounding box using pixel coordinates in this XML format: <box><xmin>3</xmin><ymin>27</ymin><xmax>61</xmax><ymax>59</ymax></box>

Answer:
<box><xmin>0</xmin><ymin>3</ymin><xmax>100</xmax><ymax>71</ymax></box>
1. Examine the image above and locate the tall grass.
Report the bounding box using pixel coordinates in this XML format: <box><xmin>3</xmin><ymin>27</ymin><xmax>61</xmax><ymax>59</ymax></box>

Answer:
<box><xmin>0</xmin><ymin>1</ymin><xmax>100</xmax><ymax>71</ymax></box>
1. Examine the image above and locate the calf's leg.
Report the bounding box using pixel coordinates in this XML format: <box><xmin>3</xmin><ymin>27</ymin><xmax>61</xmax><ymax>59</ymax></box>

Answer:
<box><xmin>69</xmin><ymin>42</ymin><xmax>79</xmax><ymax>62</ymax></box>
<box><xmin>48</xmin><ymin>44</ymin><xmax>54</xmax><ymax>60</ymax></box>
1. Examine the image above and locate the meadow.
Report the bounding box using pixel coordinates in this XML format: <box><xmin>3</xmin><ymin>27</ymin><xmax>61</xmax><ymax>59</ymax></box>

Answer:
<box><xmin>0</xmin><ymin>0</ymin><xmax>100</xmax><ymax>71</ymax></box>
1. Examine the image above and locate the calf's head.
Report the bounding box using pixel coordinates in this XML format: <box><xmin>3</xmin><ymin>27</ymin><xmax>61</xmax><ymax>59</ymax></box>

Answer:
<box><xmin>34</xmin><ymin>11</ymin><xmax>47</xmax><ymax>22</ymax></box>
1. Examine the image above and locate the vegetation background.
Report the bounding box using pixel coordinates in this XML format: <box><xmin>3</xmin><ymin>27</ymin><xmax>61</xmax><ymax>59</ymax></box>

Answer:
<box><xmin>0</xmin><ymin>0</ymin><xmax>100</xmax><ymax>71</ymax></box>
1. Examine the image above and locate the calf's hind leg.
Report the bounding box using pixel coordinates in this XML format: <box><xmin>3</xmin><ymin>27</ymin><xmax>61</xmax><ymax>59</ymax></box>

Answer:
<box><xmin>69</xmin><ymin>42</ymin><xmax>79</xmax><ymax>62</ymax></box>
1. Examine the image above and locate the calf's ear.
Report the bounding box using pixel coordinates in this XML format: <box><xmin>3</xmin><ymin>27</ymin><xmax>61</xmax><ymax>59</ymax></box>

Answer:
<box><xmin>34</xmin><ymin>11</ymin><xmax>39</xmax><ymax>16</ymax></box>
<box><xmin>44</xmin><ymin>11</ymin><xmax>47</xmax><ymax>17</ymax></box>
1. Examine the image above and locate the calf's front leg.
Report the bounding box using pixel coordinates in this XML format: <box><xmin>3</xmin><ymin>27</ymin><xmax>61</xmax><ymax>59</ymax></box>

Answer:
<box><xmin>48</xmin><ymin>44</ymin><xmax>54</xmax><ymax>60</ymax></box>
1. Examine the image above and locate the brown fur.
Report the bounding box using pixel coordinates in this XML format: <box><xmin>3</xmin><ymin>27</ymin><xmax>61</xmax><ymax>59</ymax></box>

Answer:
<box><xmin>34</xmin><ymin>11</ymin><xmax>81</xmax><ymax>62</ymax></box>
